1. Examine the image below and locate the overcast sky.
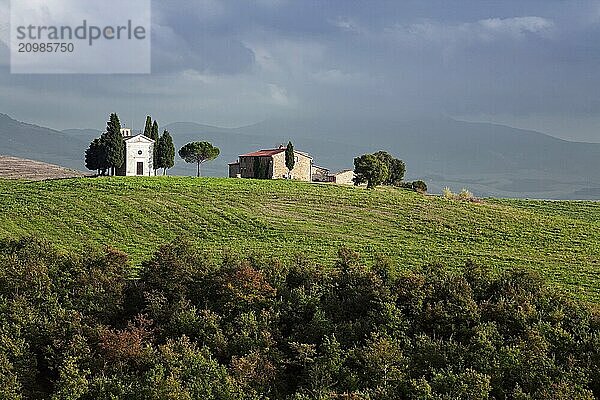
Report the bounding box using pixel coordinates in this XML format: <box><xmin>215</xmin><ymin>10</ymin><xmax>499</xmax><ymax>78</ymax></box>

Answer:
<box><xmin>1</xmin><ymin>0</ymin><xmax>600</xmax><ymax>142</ymax></box>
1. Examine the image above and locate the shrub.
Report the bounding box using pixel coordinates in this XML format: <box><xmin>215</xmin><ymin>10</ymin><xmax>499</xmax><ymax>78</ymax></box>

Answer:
<box><xmin>458</xmin><ymin>188</ymin><xmax>474</xmax><ymax>201</ymax></box>
<box><xmin>399</xmin><ymin>180</ymin><xmax>428</xmax><ymax>194</ymax></box>
<box><xmin>411</xmin><ymin>180</ymin><xmax>427</xmax><ymax>193</ymax></box>
<box><xmin>442</xmin><ymin>187</ymin><xmax>453</xmax><ymax>199</ymax></box>
<box><xmin>443</xmin><ymin>187</ymin><xmax>480</xmax><ymax>203</ymax></box>
<box><xmin>1</xmin><ymin>238</ymin><xmax>599</xmax><ymax>399</ymax></box>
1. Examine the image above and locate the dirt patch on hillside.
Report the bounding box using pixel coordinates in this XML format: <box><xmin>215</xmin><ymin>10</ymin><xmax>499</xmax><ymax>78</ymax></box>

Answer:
<box><xmin>0</xmin><ymin>155</ymin><xmax>88</xmax><ymax>180</ymax></box>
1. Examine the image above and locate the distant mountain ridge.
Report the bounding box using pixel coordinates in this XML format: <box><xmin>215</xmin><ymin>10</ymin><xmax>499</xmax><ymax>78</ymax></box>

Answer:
<box><xmin>61</xmin><ymin>128</ymin><xmax>102</xmax><ymax>139</ymax></box>
<box><xmin>0</xmin><ymin>113</ymin><xmax>89</xmax><ymax>168</ymax></box>
<box><xmin>1</xmin><ymin>112</ymin><xmax>600</xmax><ymax>199</ymax></box>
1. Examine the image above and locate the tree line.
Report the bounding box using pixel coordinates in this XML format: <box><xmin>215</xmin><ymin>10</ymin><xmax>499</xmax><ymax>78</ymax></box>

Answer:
<box><xmin>85</xmin><ymin>113</ymin><xmax>175</xmax><ymax>176</ymax></box>
<box><xmin>85</xmin><ymin>113</ymin><xmax>220</xmax><ymax>177</ymax></box>
<box><xmin>84</xmin><ymin>113</ymin><xmax>126</xmax><ymax>176</ymax></box>
<box><xmin>142</xmin><ymin>115</ymin><xmax>176</xmax><ymax>176</ymax></box>
<box><xmin>1</xmin><ymin>237</ymin><xmax>598</xmax><ymax>399</ymax></box>
<box><xmin>84</xmin><ymin>117</ymin><xmax>423</xmax><ymax>184</ymax></box>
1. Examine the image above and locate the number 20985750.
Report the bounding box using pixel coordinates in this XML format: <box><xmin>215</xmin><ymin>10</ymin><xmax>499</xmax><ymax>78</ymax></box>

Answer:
<box><xmin>18</xmin><ymin>42</ymin><xmax>75</xmax><ymax>53</ymax></box>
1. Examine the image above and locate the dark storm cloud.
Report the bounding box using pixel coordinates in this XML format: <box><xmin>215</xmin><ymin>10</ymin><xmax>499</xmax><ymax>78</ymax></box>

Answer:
<box><xmin>1</xmin><ymin>0</ymin><xmax>600</xmax><ymax>140</ymax></box>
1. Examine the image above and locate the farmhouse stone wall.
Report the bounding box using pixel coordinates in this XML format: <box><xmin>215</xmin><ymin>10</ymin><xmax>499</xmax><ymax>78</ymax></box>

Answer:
<box><xmin>312</xmin><ymin>166</ymin><xmax>329</xmax><ymax>182</ymax></box>
<box><xmin>228</xmin><ymin>163</ymin><xmax>240</xmax><ymax>178</ymax></box>
<box><xmin>332</xmin><ymin>170</ymin><xmax>355</xmax><ymax>185</ymax></box>
<box><xmin>231</xmin><ymin>149</ymin><xmax>313</xmax><ymax>181</ymax></box>
<box><xmin>271</xmin><ymin>152</ymin><xmax>312</xmax><ymax>181</ymax></box>
<box><xmin>239</xmin><ymin>156</ymin><xmax>272</xmax><ymax>179</ymax></box>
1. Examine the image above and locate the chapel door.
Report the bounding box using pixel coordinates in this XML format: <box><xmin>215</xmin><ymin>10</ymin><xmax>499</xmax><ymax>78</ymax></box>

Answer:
<box><xmin>137</xmin><ymin>162</ymin><xmax>144</xmax><ymax>176</ymax></box>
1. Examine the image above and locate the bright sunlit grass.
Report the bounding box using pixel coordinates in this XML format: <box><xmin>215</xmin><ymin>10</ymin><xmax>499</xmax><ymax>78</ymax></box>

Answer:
<box><xmin>0</xmin><ymin>176</ymin><xmax>599</xmax><ymax>301</ymax></box>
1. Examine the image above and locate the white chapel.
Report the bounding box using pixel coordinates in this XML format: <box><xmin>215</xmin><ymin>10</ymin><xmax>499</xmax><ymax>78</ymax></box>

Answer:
<box><xmin>115</xmin><ymin>128</ymin><xmax>156</xmax><ymax>176</ymax></box>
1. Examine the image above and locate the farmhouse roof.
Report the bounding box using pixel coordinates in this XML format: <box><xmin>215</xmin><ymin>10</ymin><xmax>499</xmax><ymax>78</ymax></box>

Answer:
<box><xmin>240</xmin><ymin>148</ymin><xmax>286</xmax><ymax>157</ymax></box>
<box><xmin>239</xmin><ymin>148</ymin><xmax>313</xmax><ymax>159</ymax></box>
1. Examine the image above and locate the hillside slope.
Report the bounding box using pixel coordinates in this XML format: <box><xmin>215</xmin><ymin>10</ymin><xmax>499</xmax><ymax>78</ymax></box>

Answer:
<box><xmin>0</xmin><ymin>177</ymin><xmax>598</xmax><ymax>301</ymax></box>
<box><xmin>0</xmin><ymin>155</ymin><xmax>86</xmax><ymax>180</ymax></box>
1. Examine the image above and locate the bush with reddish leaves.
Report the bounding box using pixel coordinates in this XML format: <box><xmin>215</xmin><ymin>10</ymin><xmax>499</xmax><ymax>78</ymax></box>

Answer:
<box><xmin>0</xmin><ymin>238</ymin><xmax>599</xmax><ymax>399</ymax></box>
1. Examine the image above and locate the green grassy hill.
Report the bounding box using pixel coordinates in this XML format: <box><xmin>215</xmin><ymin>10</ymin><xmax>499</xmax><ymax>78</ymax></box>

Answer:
<box><xmin>1</xmin><ymin>177</ymin><xmax>599</xmax><ymax>301</ymax></box>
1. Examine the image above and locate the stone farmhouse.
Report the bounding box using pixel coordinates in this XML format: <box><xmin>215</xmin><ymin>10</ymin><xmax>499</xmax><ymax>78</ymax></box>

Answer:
<box><xmin>328</xmin><ymin>169</ymin><xmax>355</xmax><ymax>185</ymax></box>
<box><xmin>312</xmin><ymin>166</ymin><xmax>355</xmax><ymax>185</ymax></box>
<box><xmin>312</xmin><ymin>165</ymin><xmax>330</xmax><ymax>181</ymax></box>
<box><xmin>229</xmin><ymin>145</ymin><xmax>355</xmax><ymax>184</ymax></box>
<box><xmin>115</xmin><ymin>128</ymin><xmax>156</xmax><ymax>177</ymax></box>
<box><xmin>229</xmin><ymin>145</ymin><xmax>313</xmax><ymax>181</ymax></box>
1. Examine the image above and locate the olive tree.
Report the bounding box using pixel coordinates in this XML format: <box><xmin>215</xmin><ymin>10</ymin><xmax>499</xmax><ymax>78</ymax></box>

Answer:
<box><xmin>353</xmin><ymin>154</ymin><xmax>389</xmax><ymax>188</ymax></box>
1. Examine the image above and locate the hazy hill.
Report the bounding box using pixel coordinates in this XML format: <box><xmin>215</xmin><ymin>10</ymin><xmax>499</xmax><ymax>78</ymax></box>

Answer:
<box><xmin>0</xmin><ymin>113</ymin><xmax>88</xmax><ymax>168</ymax></box>
<box><xmin>61</xmin><ymin>128</ymin><xmax>102</xmax><ymax>141</ymax></box>
<box><xmin>2</xmin><ymin>112</ymin><xmax>600</xmax><ymax>198</ymax></box>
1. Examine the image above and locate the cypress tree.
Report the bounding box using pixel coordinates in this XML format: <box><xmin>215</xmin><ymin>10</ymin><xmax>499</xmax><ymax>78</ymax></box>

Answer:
<box><xmin>157</xmin><ymin>130</ymin><xmax>175</xmax><ymax>175</ymax></box>
<box><xmin>254</xmin><ymin>157</ymin><xmax>262</xmax><ymax>179</ymax></box>
<box><xmin>97</xmin><ymin>136</ymin><xmax>109</xmax><ymax>175</ymax></box>
<box><xmin>104</xmin><ymin>113</ymin><xmax>124</xmax><ymax>175</ymax></box>
<box><xmin>85</xmin><ymin>135</ymin><xmax>111</xmax><ymax>176</ymax></box>
<box><xmin>143</xmin><ymin>115</ymin><xmax>152</xmax><ymax>138</ymax></box>
<box><xmin>85</xmin><ymin>138</ymin><xmax>101</xmax><ymax>174</ymax></box>
<box><xmin>285</xmin><ymin>141</ymin><xmax>295</xmax><ymax>177</ymax></box>
<box><xmin>151</xmin><ymin>120</ymin><xmax>160</xmax><ymax>172</ymax></box>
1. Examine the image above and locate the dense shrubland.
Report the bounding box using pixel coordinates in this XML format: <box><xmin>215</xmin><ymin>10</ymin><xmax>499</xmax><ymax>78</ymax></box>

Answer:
<box><xmin>1</xmin><ymin>237</ymin><xmax>599</xmax><ymax>399</ymax></box>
